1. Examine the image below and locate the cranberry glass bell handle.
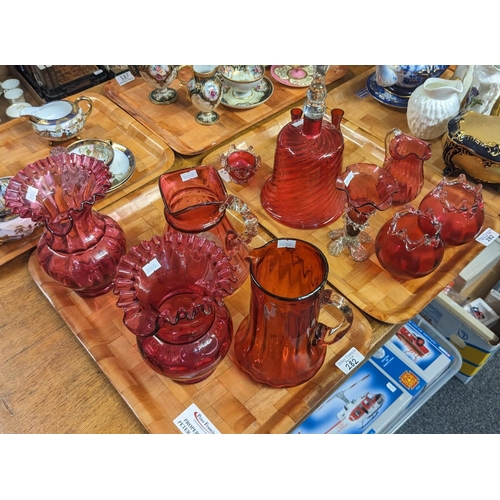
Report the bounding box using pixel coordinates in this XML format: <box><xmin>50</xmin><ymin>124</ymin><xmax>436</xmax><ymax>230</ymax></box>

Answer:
<box><xmin>224</xmin><ymin>194</ymin><xmax>258</xmax><ymax>246</ymax></box>
<box><xmin>312</xmin><ymin>288</ymin><xmax>354</xmax><ymax>346</ymax></box>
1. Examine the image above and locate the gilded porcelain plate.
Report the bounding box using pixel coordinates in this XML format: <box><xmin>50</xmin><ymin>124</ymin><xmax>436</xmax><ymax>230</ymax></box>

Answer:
<box><xmin>221</xmin><ymin>77</ymin><xmax>274</xmax><ymax>110</ymax></box>
<box><xmin>107</xmin><ymin>143</ymin><xmax>136</xmax><ymax>192</ymax></box>
<box><xmin>366</xmin><ymin>72</ymin><xmax>410</xmax><ymax>109</ymax></box>
<box><xmin>67</xmin><ymin>140</ymin><xmax>135</xmax><ymax>192</ymax></box>
<box><xmin>270</xmin><ymin>65</ymin><xmax>314</xmax><ymax>88</ymax></box>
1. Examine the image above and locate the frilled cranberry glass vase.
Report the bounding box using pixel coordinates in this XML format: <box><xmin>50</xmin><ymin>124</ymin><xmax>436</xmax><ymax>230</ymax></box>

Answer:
<box><xmin>5</xmin><ymin>152</ymin><xmax>126</xmax><ymax>297</ymax></box>
<box><xmin>113</xmin><ymin>233</ymin><xmax>236</xmax><ymax>384</ymax></box>
<box><xmin>260</xmin><ymin>65</ymin><xmax>346</xmax><ymax>229</ymax></box>
<box><xmin>418</xmin><ymin>173</ymin><xmax>484</xmax><ymax>246</ymax></box>
<box><xmin>375</xmin><ymin>205</ymin><xmax>445</xmax><ymax>280</ymax></box>
<box><xmin>159</xmin><ymin>165</ymin><xmax>258</xmax><ymax>290</ymax></box>
<box><xmin>234</xmin><ymin>238</ymin><xmax>353</xmax><ymax>388</ymax></box>
<box><xmin>383</xmin><ymin>128</ymin><xmax>432</xmax><ymax>204</ymax></box>
<box><xmin>328</xmin><ymin>163</ymin><xmax>399</xmax><ymax>261</ymax></box>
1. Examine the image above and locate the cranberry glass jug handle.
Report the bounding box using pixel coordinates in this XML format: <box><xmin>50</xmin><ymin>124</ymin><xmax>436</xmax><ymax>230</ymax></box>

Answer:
<box><xmin>312</xmin><ymin>288</ymin><xmax>353</xmax><ymax>346</ymax></box>
<box><xmin>225</xmin><ymin>194</ymin><xmax>258</xmax><ymax>246</ymax></box>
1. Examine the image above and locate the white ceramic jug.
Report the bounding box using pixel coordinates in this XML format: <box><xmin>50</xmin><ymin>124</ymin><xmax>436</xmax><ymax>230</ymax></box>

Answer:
<box><xmin>406</xmin><ymin>77</ymin><xmax>463</xmax><ymax>140</ymax></box>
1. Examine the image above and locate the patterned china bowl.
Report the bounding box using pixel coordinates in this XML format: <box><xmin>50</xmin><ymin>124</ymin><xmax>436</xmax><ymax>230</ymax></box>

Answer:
<box><xmin>0</xmin><ymin>176</ymin><xmax>38</xmax><ymax>245</ymax></box>
<box><xmin>220</xmin><ymin>65</ymin><xmax>265</xmax><ymax>98</ymax></box>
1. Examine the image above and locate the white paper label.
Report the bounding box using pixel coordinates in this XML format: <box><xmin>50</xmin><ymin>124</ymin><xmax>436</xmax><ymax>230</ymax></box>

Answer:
<box><xmin>292</xmin><ymin>119</ymin><xmax>304</xmax><ymax>127</ymax></box>
<box><xmin>142</xmin><ymin>258</ymin><xmax>161</xmax><ymax>277</ymax></box>
<box><xmin>93</xmin><ymin>69</ymin><xmax>103</xmax><ymax>75</ymax></box>
<box><xmin>277</xmin><ymin>239</ymin><xmax>296</xmax><ymax>248</ymax></box>
<box><xmin>386</xmin><ymin>382</ymin><xmax>397</xmax><ymax>393</ymax></box>
<box><xmin>218</xmin><ymin>168</ymin><xmax>231</xmax><ymax>183</ymax></box>
<box><xmin>335</xmin><ymin>347</ymin><xmax>365</xmax><ymax>375</ymax></box>
<box><xmin>173</xmin><ymin>403</ymin><xmax>221</xmax><ymax>434</ymax></box>
<box><xmin>115</xmin><ymin>71</ymin><xmax>135</xmax><ymax>86</ymax></box>
<box><xmin>180</xmin><ymin>170</ymin><xmax>198</xmax><ymax>182</ymax></box>
<box><xmin>476</xmin><ymin>228</ymin><xmax>499</xmax><ymax>246</ymax></box>
<box><xmin>26</xmin><ymin>185</ymin><xmax>38</xmax><ymax>202</ymax></box>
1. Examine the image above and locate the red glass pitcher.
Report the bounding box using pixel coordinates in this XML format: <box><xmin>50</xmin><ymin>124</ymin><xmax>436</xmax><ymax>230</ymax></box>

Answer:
<box><xmin>383</xmin><ymin>128</ymin><xmax>432</xmax><ymax>204</ymax></box>
<box><xmin>159</xmin><ymin>165</ymin><xmax>258</xmax><ymax>290</ymax></box>
<box><xmin>233</xmin><ymin>238</ymin><xmax>354</xmax><ymax>388</ymax></box>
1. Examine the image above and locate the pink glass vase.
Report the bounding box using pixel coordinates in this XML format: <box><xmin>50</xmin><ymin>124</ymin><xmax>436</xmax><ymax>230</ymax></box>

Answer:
<box><xmin>159</xmin><ymin>165</ymin><xmax>258</xmax><ymax>290</ymax></box>
<box><xmin>418</xmin><ymin>173</ymin><xmax>484</xmax><ymax>246</ymax></box>
<box><xmin>328</xmin><ymin>163</ymin><xmax>399</xmax><ymax>261</ymax></box>
<box><xmin>260</xmin><ymin>65</ymin><xmax>346</xmax><ymax>229</ymax></box>
<box><xmin>220</xmin><ymin>144</ymin><xmax>261</xmax><ymax>185</ymax></box>
<box><xmin>375</xmin><ymin>205</ymin><xmax>445</xmax><ymax>280</ymax></box>
<box><xmin>5</xmin><ymin>152</ymin><xmax>126</xmax><ymax>297</ymax></box>
<box><xmin>383</xmin><ymin>128</ymin><xmax>432</xmax><ymax>204</ymax></box>
<box><xmin>234</xmin><ymin>238</ymin><xmax>353</xmax><ymax>388</ymax></box>
<box><xmin>113</xmin><ymin>233</ymin><xmax>236</xmax><ymax>384</ymax></box>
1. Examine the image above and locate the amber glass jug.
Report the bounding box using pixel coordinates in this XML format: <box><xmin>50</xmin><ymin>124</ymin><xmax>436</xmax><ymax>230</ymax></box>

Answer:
<box><xmin>260</xmin><ymin>65</ymin><xmax>346</xmax><ymax>229</ymax></box>
<box><xmin>233</xmin><ymin>238</ymin><xmax>354</xmax><ymax>388</ymax></box>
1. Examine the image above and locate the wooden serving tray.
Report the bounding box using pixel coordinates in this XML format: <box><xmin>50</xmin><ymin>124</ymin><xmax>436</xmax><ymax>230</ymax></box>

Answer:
<box><xmin>326</xmin><ymin>67</ymin><xmax>500</xmax><ymax>217</ymax></box>
<box><xmin>104</xmin><ymin>66</ymin><xmax>348</xmax><ymax>156</ymax></box>
<box><xmin>28</xmin><ymin>181</ymin><xmax>377</xmax><ymax>434</ymax></box>
<box><xmin>202</xmin><ymin>111</ymin><xmax>500</xmax><ymax>324</ymax></box>
<box><xmin>0</xmin><ymin>92</ymin><xmax>175</xmax><ymax>267</ymax></box>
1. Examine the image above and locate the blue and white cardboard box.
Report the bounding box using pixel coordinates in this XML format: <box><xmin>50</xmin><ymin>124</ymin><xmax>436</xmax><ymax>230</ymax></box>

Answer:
<box><xmin>386</xmin><ymin>319</ymin><xmax>454</xmax><ymax>386</ymax></box>
<box><xmin>290</xmin><ymin>344</ymin><xmax>426</xmax><ymax>434</ymax></box>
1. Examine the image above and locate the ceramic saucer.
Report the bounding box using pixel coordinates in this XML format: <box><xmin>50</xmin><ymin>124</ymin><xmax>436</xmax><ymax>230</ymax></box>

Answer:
<box><xmin>221</xmin><ymin>77</ymin><xmax>274</xmax><ymax>110</ymax></box>
<box><xmin>270</xmin><ymin>65</ymin><xmax>314</xmax><ymax>88</ymax></box>
<box><xmin>66</xmin><ymin>140</ymin><xmax>135</xmax><ymax>192</ymax></box>
<box><xmin>366</xmin><ymin>72</ymin><xmax>410</xmax><ymax>109</ymax></box>
<box><xmin>67</xmin><ymin>138</ymin><xmax>115</xmax><ymax>166</ymax></box>
<box><xmin>107</xmin><ymin>143</ymin><xmax>136</xmax><ymax>192</ymax></box>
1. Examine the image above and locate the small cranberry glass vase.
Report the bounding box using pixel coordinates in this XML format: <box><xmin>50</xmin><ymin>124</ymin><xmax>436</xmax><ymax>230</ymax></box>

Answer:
<box><xmin>261</xmin><ymin>65</ymin><xmax>346</xmax><ymax>229</ymax></box>
<box><xmin>383</xmin><ymin>128</ymin><xmax>432</xmax><ymax>204</ymax></box>
<box><xmin>220</xmin><ymin>144</ymin><xmax>261</xmax><ymax>185</ymax></box>
<box><xmin>328</xmin><ymin>163</ymin><xmax>399</xmax><ymax>261</ymax></box>
<box><xmin>159</xmin><ymin>165</ymin><xmax>258</xmax><ymax>290</ymax></box>
<box><xmin>113</xmin><ymin>233</ymin><xmax>236</xmax><ymax>384</ymax></box>
<box><xmin>418</xmin><ymin>173</ymin><xmax>484</xmax><ymax>246</ymax></box>
<box><xmin>375</xmin><ymin>205</ymin><xmax>445</xmax><ymax>280</ymax></box>
<box><xmin>234</xmin><ymin>238</ymin><xmax>353</xmax><ymax>388</ymax></box>
<box><xmin>5</xmin><ymin>152</ymin><xmax>126</xmax><ymax>297</ymax></box>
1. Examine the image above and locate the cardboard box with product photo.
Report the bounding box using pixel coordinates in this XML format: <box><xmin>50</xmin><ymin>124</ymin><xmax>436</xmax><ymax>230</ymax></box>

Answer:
<box><xmin>420</xmin><ymin>238</ymin><xmax>500</xmax><ymax>384</ymax></box>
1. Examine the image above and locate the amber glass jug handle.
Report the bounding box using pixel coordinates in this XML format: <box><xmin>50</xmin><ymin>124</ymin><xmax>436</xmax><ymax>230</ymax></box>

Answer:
<box><xmin>312</xmin><ymin>288</ymin><xmax>353</xmax><ymax>346</ymax></box>
<box><xmin>225</xmin><ymin>194</ymin><xmax>258</xmax><ymax>246</ymax></box>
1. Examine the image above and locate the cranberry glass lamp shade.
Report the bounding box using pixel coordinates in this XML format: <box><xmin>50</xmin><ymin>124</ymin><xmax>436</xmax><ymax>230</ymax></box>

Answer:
<box><xmin>5</xmin><ymin>152</ymin><xmax>126</xmax><ymax>297</ymax></box>
<box><xmin>113</xmin><ymin>233</ymin><xmax>237</xmax><ymax>384</ymax></box>
<box><xmin>418</xmin><ymin>173</ymin><xmax>484</xmax><ymax>246</ymax></box>
<box><xmin>375</xmin><ymin>205</ymin><xmax>445</xmax><ymax>280</ymax></box>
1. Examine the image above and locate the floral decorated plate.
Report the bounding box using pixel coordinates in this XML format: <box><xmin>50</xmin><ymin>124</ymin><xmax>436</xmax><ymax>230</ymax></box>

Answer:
<box><xmin>270</xmin><ymin>65</ymin><xmax>315</xmax><ymax>88</ymax></box>
<box><xmin>221</xmin><ymin>77</ymin><xmax>274</xmax><ymax>110</ymax></box>
<box><xmin>107</xmin><ymin>143</ymin><xmax>136</xmax><ymax>192</ymax></box>
<box><xmin>67</xmin><ymin>138</ymin><xmax>115</xmax><ymax>165</ymax></box>
<box><xmin>366</xmin><ymin>72</ymin><xmax>410</xmax><ymax>109</ymax></box>
<box><xmin>0</xmin><ymin>176</ymin><xmax>39</xmax><ymax>244</ymax></box>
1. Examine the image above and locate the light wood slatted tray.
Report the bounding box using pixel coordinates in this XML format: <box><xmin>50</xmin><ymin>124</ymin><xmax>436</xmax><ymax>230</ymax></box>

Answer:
<box><xmin>104</xmin><ymin>66</ymin><xmax>349</xmax><ymax>156</ymax></box>
<box><xmin>325</xmin><ymin>67</ymin><xmax>500</xmax><ymax>216</ymax></box>
<box><xmin>202</xmin><ymin>111</ymin><xmax>500</xmax><ymax>324</ymax></box>
<box><xmin>28</xmin><ymin>181</ymin><xmax>377</xmax><ymax>434</ymax></box>
<box><xmin>0</xmin><ymin>92</ymin><xmax>175</xmax><ymax>267</ymax></box>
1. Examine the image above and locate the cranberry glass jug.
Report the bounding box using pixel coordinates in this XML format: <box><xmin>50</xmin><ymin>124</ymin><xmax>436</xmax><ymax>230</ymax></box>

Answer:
<box><xmin>261</xmin><ymin>65</ymin><xmax>346</xmax><ymax>229</ymax></box>
<box><xmin>383</xmin><ymin>128</ymin><xmax>432</xmax><ymax>204</ymax></box>
<box><xmin>233</xmin><ymin>238</ymin><xmax>354</xmax><ymax>388</ymax></box>
<box><xmin>159</xmin><ymin>165</ymin><xmax>258</xmax><ymax>290</ymax></box>
<box><xmin>114</xmin><ymin>233</ymin><xmax>236</xmax><ymax>384</ymax></box>
<box><xmin>5</xmin><ymin>152</ymin><xmax>126</xmax><ymax>297</ymax></box>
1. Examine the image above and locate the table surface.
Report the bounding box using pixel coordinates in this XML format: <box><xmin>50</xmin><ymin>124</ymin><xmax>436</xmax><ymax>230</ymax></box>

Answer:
<box><xmin>0</xmin><ymin>64</ymin><xmax>471</xmax><ymax>434</ymax></box>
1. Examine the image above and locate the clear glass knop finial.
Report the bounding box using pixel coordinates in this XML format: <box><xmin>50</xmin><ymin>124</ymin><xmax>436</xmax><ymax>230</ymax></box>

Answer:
<box><xmin>303</xmin><ymin>65</ymin><xmax>329</xmax><ymax>120</ymax></box>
